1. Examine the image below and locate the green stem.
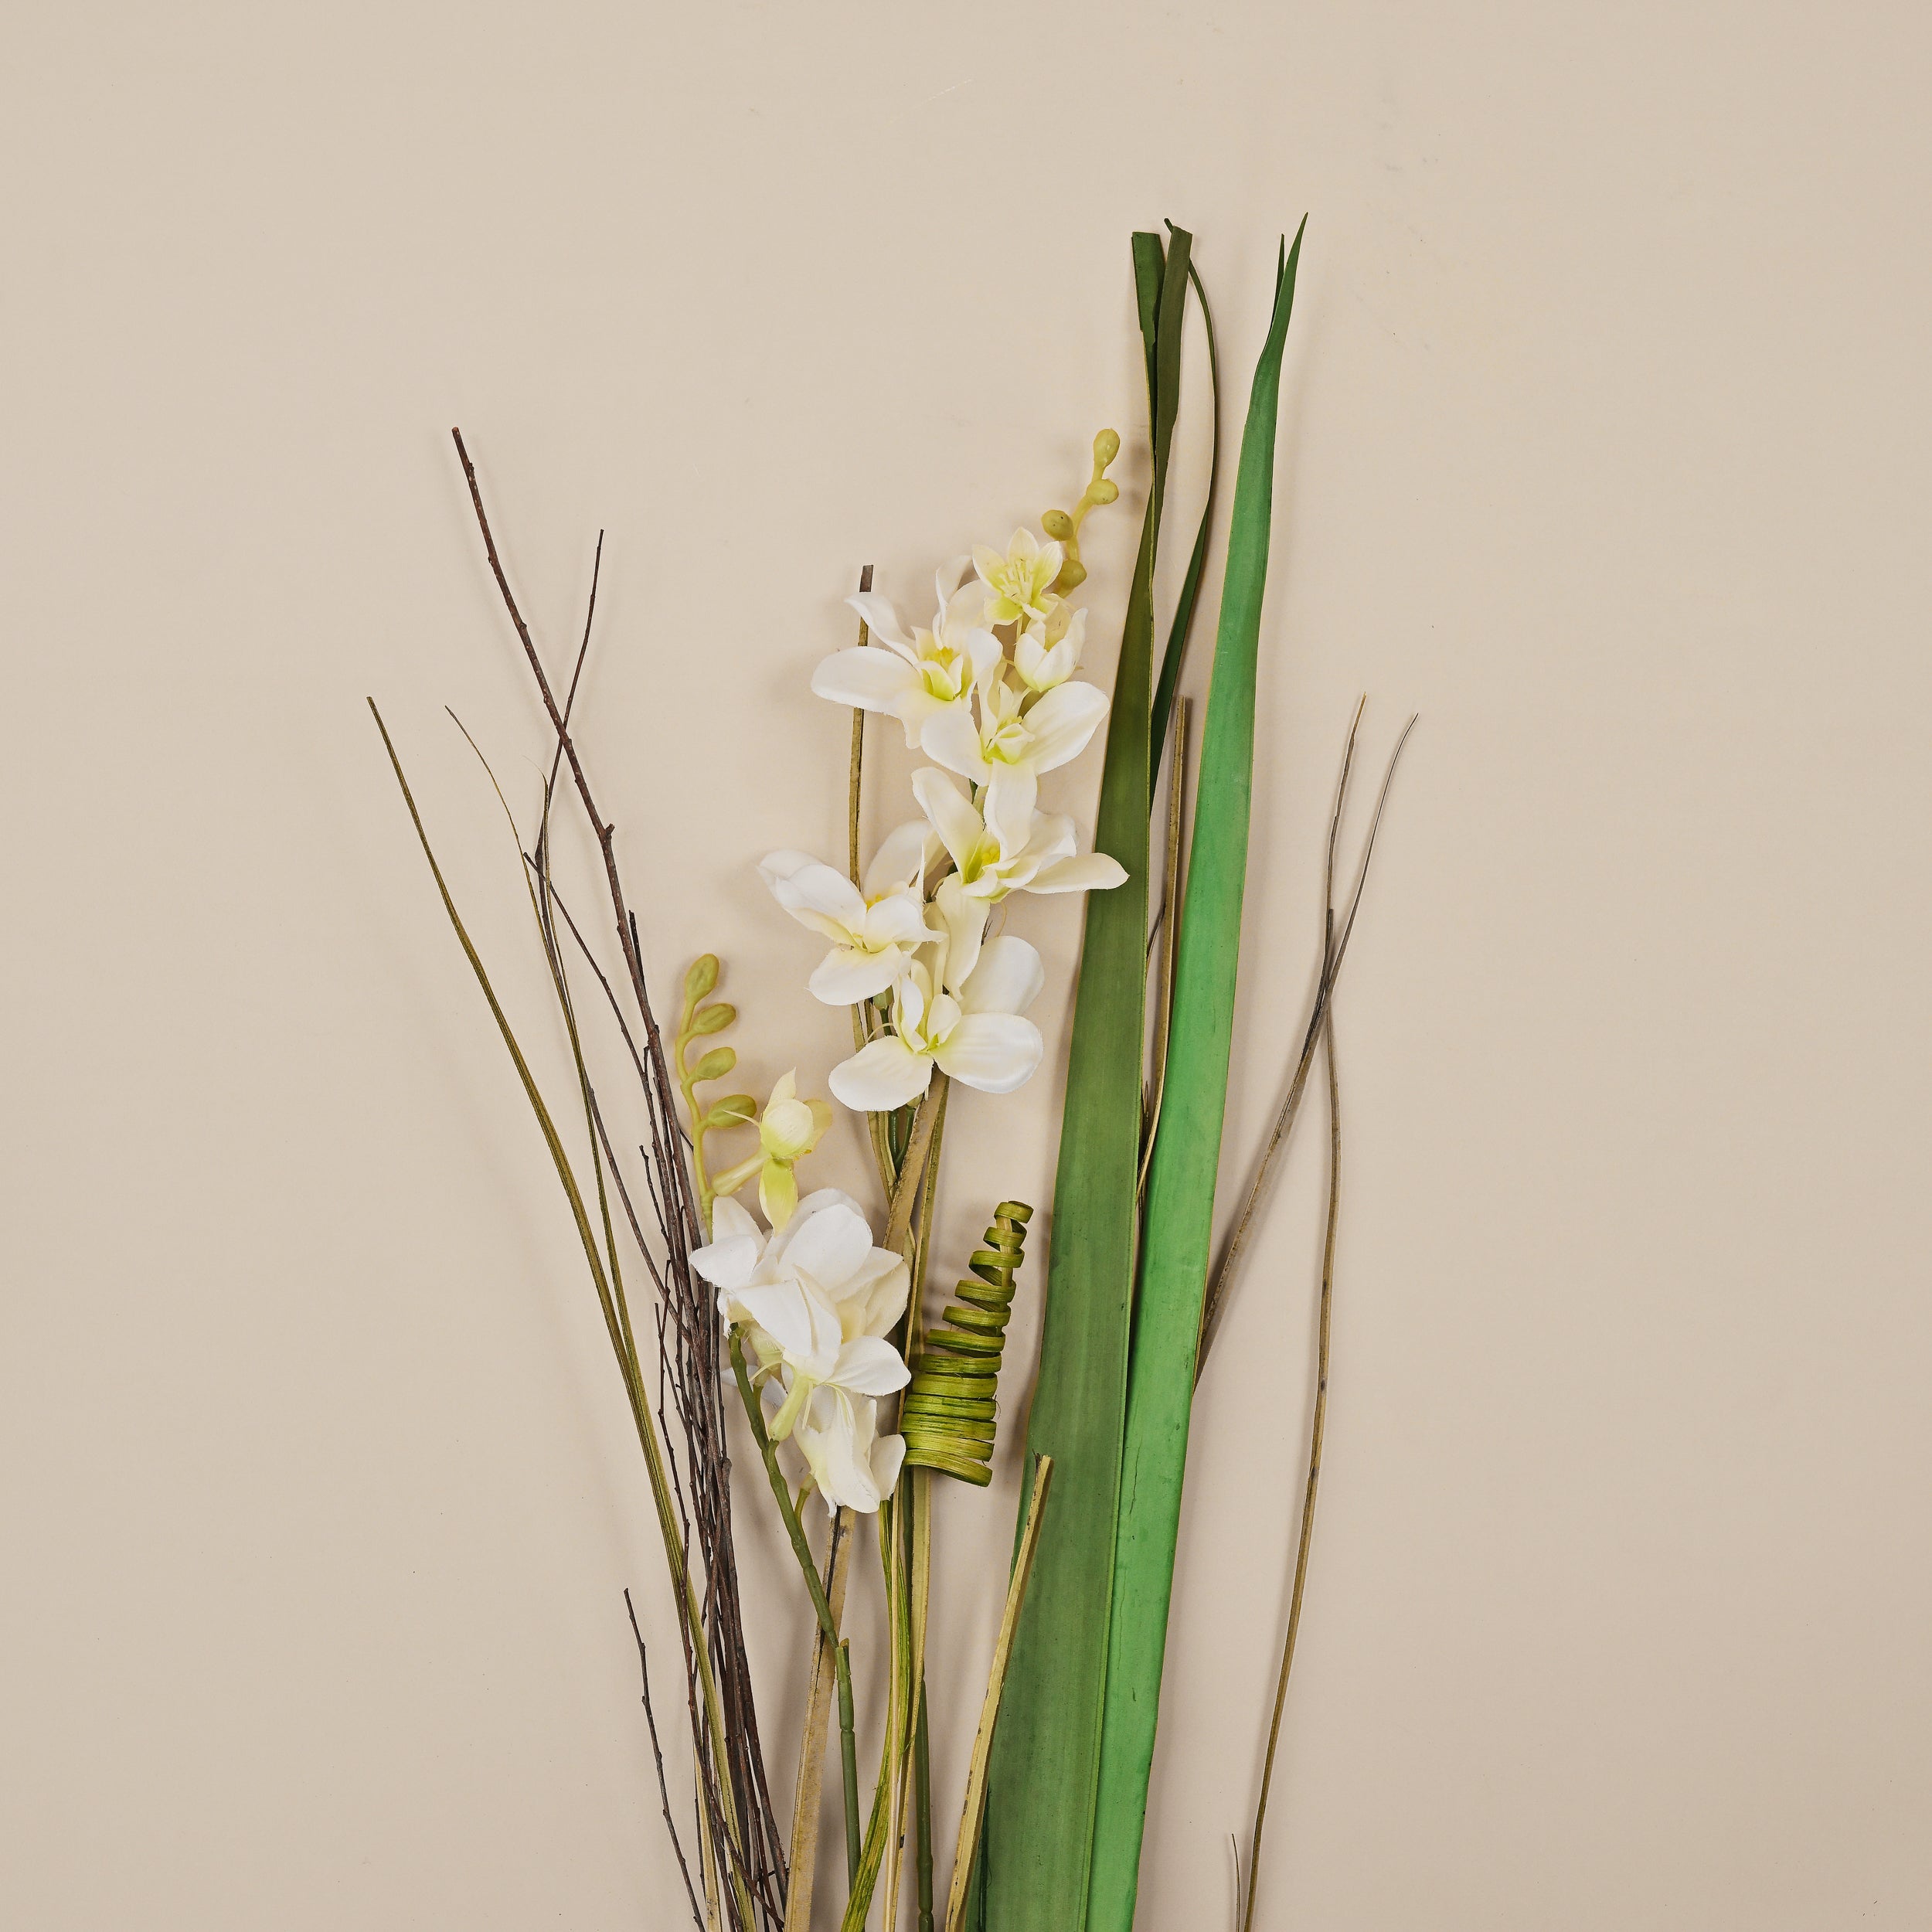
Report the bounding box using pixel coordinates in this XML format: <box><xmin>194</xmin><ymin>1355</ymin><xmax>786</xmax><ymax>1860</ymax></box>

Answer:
<box><xmin>730</xmin><ymin>1335</ymin><xmax>840</xmax><ymax>1648</ymax></box>
<box><xmin>915</xmin><ymin>1684</ymin><xmax>936</xmax><ymax>1932</ymax></box>
<box><xmin>728</xmin><ymin>1328</ymin><xmax>862</xmax><ymax>1889</ymax></box>
<box><xmin>841</xmin><ymin>1488</ymin><xmax>916</xmax><ymax>1932</ymax></box>
<box><xmin>837</xmin><ymin>1640</ymin><xmax>862</xmax><ymax>1883</ymax></box>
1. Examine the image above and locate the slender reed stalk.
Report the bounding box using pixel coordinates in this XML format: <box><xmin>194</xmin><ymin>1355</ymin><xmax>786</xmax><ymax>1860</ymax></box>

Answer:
<box><xmin>943</xmin><ymin>1455</ymin><xmax>1056</xmax><ymax>1932</ymax></box>
<box><xmin>913</xmin><ymin>1685</ymin><xmax>936</xmax><ymax>1932</ymax></box>
<box><xmin>784</xmin><ymin>1509</ymin><xmax>853</xmax><ymax>1932</ymax></box>
<box><xmin>1240</xmin><ymin>1010</ymin><xmax>1340</xmax><ymax>1932</ymax></box>
<box><xmin>369</xmin><ymin>705</ymin><xmax>760</xmax><ymax>1927</ymax></box>
<box><xmin>1196</xmin><ymin>705</ymin><xmax>1416</xmax><ymax>1374</ymax></box>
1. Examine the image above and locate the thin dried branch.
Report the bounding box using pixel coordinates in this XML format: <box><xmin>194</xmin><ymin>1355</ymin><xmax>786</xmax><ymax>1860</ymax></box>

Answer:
<box><xmin>1196</xmin><ymin>704</ymin><xmax>1415</xmax><ymax>1372</ymax></box>
<box><xmin>628</xmin><ymin>1590</ymin><xmax>707</xmax><ymax>1932</ymax></box>
<box><xmin>1240</xmin><ymin>998</ymin><xmax>1341</xmax><ymax>1932</ymax></box>
<box><xmin>448</xmin><ymin>435</ymin><xmax>788</xmax><ymax>1927</ymax></box>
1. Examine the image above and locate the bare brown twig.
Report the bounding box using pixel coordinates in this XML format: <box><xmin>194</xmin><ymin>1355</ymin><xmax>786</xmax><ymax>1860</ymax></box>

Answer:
<box><xmin>450</xmin><ymin>431</ymin><xmax>787</xmax><ymax>1927</ymax></box>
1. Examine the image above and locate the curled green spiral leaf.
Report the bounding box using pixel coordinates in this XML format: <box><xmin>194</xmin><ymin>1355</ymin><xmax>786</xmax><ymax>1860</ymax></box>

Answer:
<box><xmin>900</xmin><ymin>1202</ymin><xmax>1032</xmax><ymax>1486</ymax></box>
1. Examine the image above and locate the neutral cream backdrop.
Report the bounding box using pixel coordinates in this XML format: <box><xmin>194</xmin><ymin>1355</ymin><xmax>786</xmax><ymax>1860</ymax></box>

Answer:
<box><xmin>5</xmin><ymin>3</ymin><xmax>1929</xmax><ymax>1927</ymax></box>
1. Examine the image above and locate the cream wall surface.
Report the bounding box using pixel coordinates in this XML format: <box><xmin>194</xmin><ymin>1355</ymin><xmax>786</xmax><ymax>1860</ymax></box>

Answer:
<box><xmin>5</xmin><ymin>4</ymin><xmax>1929</xmax><ymax>1927</ymax></box>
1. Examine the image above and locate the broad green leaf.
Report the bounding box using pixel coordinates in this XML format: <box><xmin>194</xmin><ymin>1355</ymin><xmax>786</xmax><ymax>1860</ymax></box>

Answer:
<box><xmin>979</xmin><ymin>223</ymin><xmax>1192</xmax><ymax>1932</ymax></box>
<box><xmin>1086</xmin><ymin>219</ymin><xmax>1307</xmax><ymax>1932</ymax></box>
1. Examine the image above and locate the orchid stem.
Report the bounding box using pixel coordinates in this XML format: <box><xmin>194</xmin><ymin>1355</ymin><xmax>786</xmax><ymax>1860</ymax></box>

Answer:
<box><xmin>728</xmin><ymin>1329</ymin><xmax>862</xmax><ymax>1903</ymax></box>
<box><xmin>729</xmin><ymin>1335</ymin><xmax>839</xmax><ymax>1649</ymax></box>
<box><xmin>837</xmin><ymin>1639</ymin><xmax>861</xmax><ymax>1882</ymax></box>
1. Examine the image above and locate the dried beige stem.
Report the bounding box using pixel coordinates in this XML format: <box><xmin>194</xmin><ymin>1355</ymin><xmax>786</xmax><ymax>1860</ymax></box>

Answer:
<box><xmin>784</xmin><ymin>1510</ymin><xmax>854</xmax><ymax>1932</ymax></box>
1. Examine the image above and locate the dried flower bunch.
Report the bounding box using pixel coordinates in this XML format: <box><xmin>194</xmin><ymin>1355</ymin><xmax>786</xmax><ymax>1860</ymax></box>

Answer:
<box><xmin>372</xmin><ymin>220</ymin><xmax>1410</xmax><ymax>1932</ymax></box>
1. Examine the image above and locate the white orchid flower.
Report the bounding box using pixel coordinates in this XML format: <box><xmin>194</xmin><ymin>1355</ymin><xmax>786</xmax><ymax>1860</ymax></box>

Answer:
<box><xmin>759</xmin><ymin>818</ymin><xmax>940</xmax><ymax>1005</ymax></box>
<box><xmin>828</xmin><ymin>893</ymin><xmax>1045</xmax><ymax>1112</ymax></box>
<box><xmin>912</xmin><ymin>767</ymin><xmax>1127</xmax><ymax>903</ymax></box>
<box><xmin>1013</xmin><ymin>602</ymin><xmax>1087</xmax><ymax>695</ymax></box>
<box><xmin>709</xmin><ymin>1070</ymin><xmax>834</xmax><ymax>1228</ymax></box>
<box><xmin>920</xmin><ymin>663</ymin><xmax>1111</xmax><ymax>830</ymax></box>
<box><xmin>692</xmin><ymin>1190</ymin><xmax>911</xmax><ymax>1440</ymax></box>
<box><xmin>791</xmin><ymin>1383</ymin><xmax>906</xmax><ymax>1515</ymax></box>
<box><xmin>811</xmin><ymin>567</ymin><xmax>1001</xmax><ymax>750</ymax></box>
<box><xmin>973</xmin><ymin>528</ymin><xmax>1064</xmax><ymax>628</ymax></box>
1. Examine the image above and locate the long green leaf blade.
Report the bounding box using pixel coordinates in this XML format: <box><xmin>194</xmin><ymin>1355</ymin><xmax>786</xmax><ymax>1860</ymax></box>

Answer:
<box><xmin>979</xmin><ymin>223</ymin><xmax>1192</xmax><ymax>1932</ymax></box>
<box><xmin>1084</xmin><ymin>219</ymin><xmax>1307</xmax><ymax>1932</ymax></box>
<box><xmin>1148</xmin><ymin>252</ymin><xmax>1222</xmax><ymax>764</ymax></box>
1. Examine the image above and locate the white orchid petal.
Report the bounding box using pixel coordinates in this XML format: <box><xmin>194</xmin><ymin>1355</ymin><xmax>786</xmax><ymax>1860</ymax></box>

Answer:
<box><xmin>1031</xmin><ymin>813</ymin><xmax>1079</xmax><ymax>862</ymax></box>
<box><xmin>757</xmin><ymin>849</ymin><xmax>818</xmax><ymax>889</ymax></box>
<box><xmin>912</xmin><ymin>767</ymin><xmax>985</xmax><ymax>874</ymax></box>
<box><xmin>733</xmin><ymin>1284</ymin><xmax>831</xmax><ymax>1372</ymax></box>
<box><xmin>920</xmin><ymin>706</ymin><xmax>993</xmax><ymax>784</ymax></box>
<box><xmin>784</xmin><ymin>1202</ymin><xmax>877</xmax><ymax>1295</ymax></box>
<box><xmin>1014</xmin><ymin>628</ymin><xmax>1050</xmax><ymax>689</ymax></box>
<box><xmin>1029</xmin><ymin>852</ymin><xmax>1129</xmax><ymax>893</ymax></box>
<box><xmin>984</xmin><ymin>764</ymin><xmax>1038</xmax><ymax>834</ymax></box>
<box><xmin>771</xmin><ymin>859</ymin><xmax>868</xmax><ymax>931</ymax></box>
<box><xmin>808</xmin><ymin>945</ymin><xmax>904</xmax><ymax>1005</ymax></box>
<box><xmin>980</xmin><ymin>777</ymin><xmax>1035</xmax><ymax>858</ymax></box>
<box><xmin>892</xmin><ymin>963</ymin><xmax>930</xmax><ymax>1043</ymax></box>
<box><xmin>832</xmin><ymin>1336</ymin><xmax>912</xmax><ymax>1396</ymax></box>
<box><xmin>863</xmin><ymin>890</ymin><xmax>939</xmax><ymax>948</ymax></box>
<box><xmin>965</xmin><ymin>628</ymin><xmax>1002</xmax><ymax>683</ymax></box>
<box><xmin>1016</xmin><ymin>680</ymin><xmax>1109</xmax><ymax>772</ymax></box>
<box><xmin>788</xmin><ymin>1187</ymin><xmax>866</xmax><ymax>1226</ymax></box>
<box><xmin>691</xmin><ymin>1230</ymin><xmax>761</xmax><ymax>1291</ymax></box>
<box><xmin>845</xmin><ymin>590</ymin><xmax>916</xmax><ymax>656</ymax></box>
<box><xmin>807</xmin><ymin>1398</ymin><xmax>886</xmax><ymax>1514</ymax></box>
<box><xmin>812</xmin><ymin>646</ymin><xmax>934</xmax><ymax>723</ymax></box>
<box><xmin>709</xmin><ymin>1197</ymin><xmax>761</xmax><ymax>1244</ymax></box>
<box><xmin>850</xmin><ymin>1254</ymin><xmax>911</xmax><ymax>1337</ymax></box>
<box><xmin>934</xmin><ymin>875</ymin><xmax>989</xmax><ymax>995</ymax></box>
<box><xmin>862</xmin><ymin>818</ymin><xmax>935</xmax><ymax>898</ymax></box>
<box><xmin>958</xmin><ymin>935</ymin><xmax>1045</xmax><ymax>1017</ymax></box>
<box><xmin>829</xmin><ymin>1036</ymin><xmax>934</xmax><ymax>1113</ymax></box>
<box><xmin>870</xmin><ymin>1429</ymin><xmax>907</xmax><ymax>1504</ymax></box>
<box><xmin>932</xmin><ymin>1012</ymin><xmax>1044</xmax><ymax>1093</ymax></box>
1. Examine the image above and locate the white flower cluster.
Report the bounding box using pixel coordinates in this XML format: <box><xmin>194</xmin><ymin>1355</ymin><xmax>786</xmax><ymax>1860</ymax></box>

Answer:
<box><xmin>705</xmin><ymin>529</ymin><xmax>1124</xmax><ymax>1515</ymax></box>
<box><xmin>790</xmin><ymin>529</ymin><xmax>1125</xmax><ymax>1110</ymax></box>
<box><xmin>692</xmin><ymin>1190</ymin><xmax>911</xmax><ymax>1512</ymax></box>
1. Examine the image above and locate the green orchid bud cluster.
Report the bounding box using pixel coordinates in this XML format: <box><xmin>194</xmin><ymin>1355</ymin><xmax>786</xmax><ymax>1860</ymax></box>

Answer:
<box><xmin>1042</xmin><ymin>428</ymin><xmax>1122</xmax><ymax>594</ymax></box>
<box><xmin>900</xmin><ymin>1200</ymin><xmax>1032</xmax><ymax>1485</ymax></box>
<box><xmin>676</xmin><ymin>954</ymin><xmax>835</xmax><ymax>1232</ymax></box>
<box><xmin>675</xmin><ymin>954</ymin><xmax>756</xmax><ymax>1229</ymax></box>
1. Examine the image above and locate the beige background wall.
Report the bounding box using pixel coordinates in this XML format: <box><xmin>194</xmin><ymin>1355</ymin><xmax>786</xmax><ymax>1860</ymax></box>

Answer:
<box><xmin>5</xmin><ymin>3</ymin><xmax>1929</xmax><ymax>1927</ymax></box>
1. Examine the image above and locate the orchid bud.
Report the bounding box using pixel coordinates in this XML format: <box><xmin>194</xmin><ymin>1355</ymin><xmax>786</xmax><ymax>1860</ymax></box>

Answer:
<box><xmin>683</xmin><ymin>954</ymin><xmax>719</xmax><ymax>1005</ymax></box>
